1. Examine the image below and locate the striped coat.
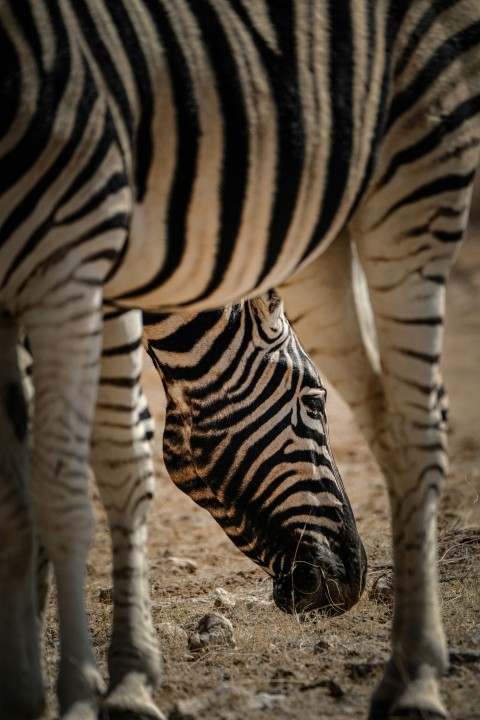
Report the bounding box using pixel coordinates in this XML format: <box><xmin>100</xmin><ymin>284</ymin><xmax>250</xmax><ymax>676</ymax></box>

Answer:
<box><xmin>0</xmin><ymin>2</ymin><xmax>479</xmax><ymax>719</ymax></box>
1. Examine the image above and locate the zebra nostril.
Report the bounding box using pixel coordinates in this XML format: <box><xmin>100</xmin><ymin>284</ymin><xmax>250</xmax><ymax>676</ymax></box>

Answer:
<box><xmin>291</xmin><ymin>561</ymin><xmax>322</xmax><ymax>596</ymax></box>
<box><xmin>271</xmin><ymin>538</ymin><xmax>367</xmax><ymax>616</ymax></box>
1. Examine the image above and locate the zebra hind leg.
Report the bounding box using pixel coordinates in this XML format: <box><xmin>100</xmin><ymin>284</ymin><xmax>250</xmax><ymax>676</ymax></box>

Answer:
<box><xmin>91</xmin><ymin>309</ymin><xmax>164</xmax><ymax>720</ymax></box>
<box><xmin>350</xmin><ymin>158</ymin><xmax>479</xmax><ymax>716</ymax></box>
<box><xmin>354</xmin><ymin>238</ymin><xmax>452</xmax><ymax>720</ymax></box>
<box><xmin>0</xmin><ymin>311</ymin><xmax>44</xmax><ymax>720</ymax></box>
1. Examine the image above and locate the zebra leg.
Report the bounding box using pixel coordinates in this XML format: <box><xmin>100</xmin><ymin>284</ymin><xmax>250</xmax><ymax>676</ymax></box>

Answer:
<box><xmin>281</xmin><ymin>228</ymin><xmax>449</xmax><ymax>718</ymax></box>
<box><xmin>0</xmin><ymin>312</ymin><xmax>44</xmax><ymax>720</ymax></box>
<box><xmin>17</xmin><ymin>340</ymin><xmax>53</xmax><ymax>628</ymax></box>
<box><xmin>350</xmin><ymin>170</ymin><xmax>478</xmax><ymax>718</ymax></box>
<box><xmin>25</xmin><ymin>292</ymin><xmax>106</xmax><ymax>719</ymax></box>
<box><xmin>91</xmin><ymin>309</ymin><xmax>164</xmax><ymax>720</ymax></box>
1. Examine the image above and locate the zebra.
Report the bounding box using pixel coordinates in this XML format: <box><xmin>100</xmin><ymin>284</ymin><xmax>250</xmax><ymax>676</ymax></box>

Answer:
<box><xmin>9</xmin><ymin>293</ymin><xmax>366</xmax><ymax>720</ymax></box>
<box><xmin>144</xmin><ymin>290</ymin><xmax>366</xmax><ymax>615</ymax></box>
<box><xmin>0</xmin><ymin>1</ymin><xmax>479</xmax><ymax>719</ymax></box>
<box><xmin>18</xmin><ymin>292</ymin><xmax>366</xmax><ymax>719</ymax></box>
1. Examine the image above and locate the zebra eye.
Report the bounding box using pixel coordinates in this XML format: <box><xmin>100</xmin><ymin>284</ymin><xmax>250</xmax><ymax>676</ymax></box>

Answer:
<box><xmin>302</xmin><ymin>391</ymin><xmax>326</xmax><ymax>418</ymax></box>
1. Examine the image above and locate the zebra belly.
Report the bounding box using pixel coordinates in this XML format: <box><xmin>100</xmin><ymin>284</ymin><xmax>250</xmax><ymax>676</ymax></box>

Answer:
<box><xmin>102</xmin><ymin>0</ymin><xmax>382</xmax><ymax>311</ymax></box>
<box><xmin>106</xmin><ymin>177</ymin><xmax>346</xmax><ymax>314</ymax></box>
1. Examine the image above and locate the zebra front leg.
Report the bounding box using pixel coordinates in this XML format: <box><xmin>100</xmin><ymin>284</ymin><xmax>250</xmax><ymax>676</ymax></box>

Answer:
<box><xmin>17</xmin><ymin>342</ymin><xmax>53</xmax><ymax>630</ymax></box>
<box><xmin>25</xmin><ymin>292</ymin><xmax>106</xmax><ymax>720</ymax></box>
<box><xmin>91</xmin><ymin>309</ymin><xmax>164</xmax><ymax>720</ymax></box>
<box><xmin>0</xmin><ymin>312</ymin><xmax>44</xmax><ymax>720</ymax></box>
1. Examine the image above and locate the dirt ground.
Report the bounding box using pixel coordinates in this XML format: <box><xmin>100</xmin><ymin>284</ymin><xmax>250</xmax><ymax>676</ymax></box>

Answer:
<box><xmin>43</xmin><ymin>211</ymin><xmax>480</xmax><ymax>719</ymax></box>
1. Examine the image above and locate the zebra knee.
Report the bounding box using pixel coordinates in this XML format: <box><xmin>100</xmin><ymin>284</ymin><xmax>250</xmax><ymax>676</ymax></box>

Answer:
<box><xmin>32</xmin><ymin>472</ymin><xmax>96</xmax><ymax>568</ymax></box>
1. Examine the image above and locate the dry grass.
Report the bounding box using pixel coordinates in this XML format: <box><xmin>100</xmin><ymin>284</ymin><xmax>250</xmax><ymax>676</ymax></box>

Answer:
<box><xmin>41</xmin><ymin>421</ymin><xmax>479</xmax><ymax>720</ymax></box>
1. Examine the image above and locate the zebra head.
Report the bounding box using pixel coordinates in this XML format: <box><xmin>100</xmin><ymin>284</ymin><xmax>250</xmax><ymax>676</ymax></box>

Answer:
<box><xmin>145</xmin><ymin>290</ymin><xmax>366</xmax><ymax>615</ymax></box>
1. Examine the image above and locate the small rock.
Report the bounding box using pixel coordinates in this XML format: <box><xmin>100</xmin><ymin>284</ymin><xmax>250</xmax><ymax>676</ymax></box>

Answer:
<box><xmin>156</xmin><ymin>622</ymin><xmax>188</xmax><ymax>642</ymax></box>
<box><xmin>167</xmin><ymin>557</ymin><xmax>198</xmax><ymax>573</ymax></box>
<box><xmin>188</xmin><ymin>613</ymin><xmax>237</xmax><ymax>652</ymax></box>
<box><xmin>369</xmin><ymin>572</ymin><xmax>394</xmax><ymax>603</ymax></box>
<box><xmin>214</xmin><ymin>587</ymin><xmax>236</xmax><ymax>609</ymax></box>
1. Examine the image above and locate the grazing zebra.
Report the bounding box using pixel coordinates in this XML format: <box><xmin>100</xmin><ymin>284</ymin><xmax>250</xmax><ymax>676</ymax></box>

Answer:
<box><xmin>144</xmin><ymin>290</ymin><xmax>365</xmax><ymax>615</ymax></box>
<box><xmin>0</xmin><ymin>1</ymin><xmax>479</xmax><ymax>719</ymax></box>
<box><xmin>13</xmin><ymin>295</ymin><xmax>366</xmax><ymax>720</ymax></box>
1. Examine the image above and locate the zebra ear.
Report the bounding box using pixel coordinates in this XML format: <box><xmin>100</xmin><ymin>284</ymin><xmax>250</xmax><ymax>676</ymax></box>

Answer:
<box><xmin>251</xmin><ymin>289</ymin><xmax>286</xmax><ymax>332</ymax></box>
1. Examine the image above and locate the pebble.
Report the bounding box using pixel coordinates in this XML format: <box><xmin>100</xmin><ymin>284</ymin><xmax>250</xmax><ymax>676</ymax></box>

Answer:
<box><xmin>214</xmin><ymin>587</ymin><xmax>236</xmax><ymax>609</ymax></box>
<box><xmin>188</xmin><ymin>613</ymin><xmax>237</xmax><ymax>652</ymax></box>
<box><xmin>369</xmin><ymin>572</ymin><xmax>394</xmax><ymax>603</ymax></box>
<box><xmin>243</xmin><ymin>594</ymin><xmax>273</xmax><ymax>609</ymax></box>
<box><xmin>156</xmin><ymin>622</ymin><xmax>188</xmax><ymax>642</ymax></box>
<box><xmin>167</xmin><ymin>557</ymin><xmax>198</xmax><ymax>573</ymax></box>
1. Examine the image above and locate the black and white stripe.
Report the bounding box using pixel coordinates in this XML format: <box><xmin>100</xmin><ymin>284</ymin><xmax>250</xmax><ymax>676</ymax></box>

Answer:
<box><xmin>0</xmin><ymin>2</ymin><xmax>479</xmax><ymax>719</ymax></box>
<box><xmin>145</xmin><ymin>292</ymin><xmax>363</xmax><ymax>593</ymax></box>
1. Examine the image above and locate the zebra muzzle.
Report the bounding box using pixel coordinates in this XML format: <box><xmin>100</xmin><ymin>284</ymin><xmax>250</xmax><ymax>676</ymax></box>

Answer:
<box><xmin>272</xmin><ymin>542</ymin><xmax>367</xmax><ymax>616</ymax></box>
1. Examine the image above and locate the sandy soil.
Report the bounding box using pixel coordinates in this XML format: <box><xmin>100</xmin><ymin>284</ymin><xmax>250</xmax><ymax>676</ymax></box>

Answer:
<box><xmin>43</xmin><ymin>215</ymin><xmax>480</xmax><ymax>719</ymax></box>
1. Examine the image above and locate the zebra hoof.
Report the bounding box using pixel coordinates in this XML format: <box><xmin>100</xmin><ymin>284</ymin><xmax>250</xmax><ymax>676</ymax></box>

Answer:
<box><xmin>102</xmin><ymin>672</ymin><xmax>166</xmax><ymax>720</ymax></box>
<box><xmin>369</xmin><ymin>702</ymin><xmax>448</xmax><ymax>720</ymax></box>
<box><xmin>61</xmin><ymin>700</ymin><xmax>99</xmax><ymax>720</ymax></box>
<box><xmin>103</xmin><ymin>713</ymin><xmax>166</xmax><ymax>720</ymax></box>
<box><xmin>102</xmin><ymin>701</ymin><xmax>166</xmax><ymax>720</ymax></box>
<box><xmin>388</xmin><ymin>713</ymin><xmax>446</xmax><ymax>720</ymax></box>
